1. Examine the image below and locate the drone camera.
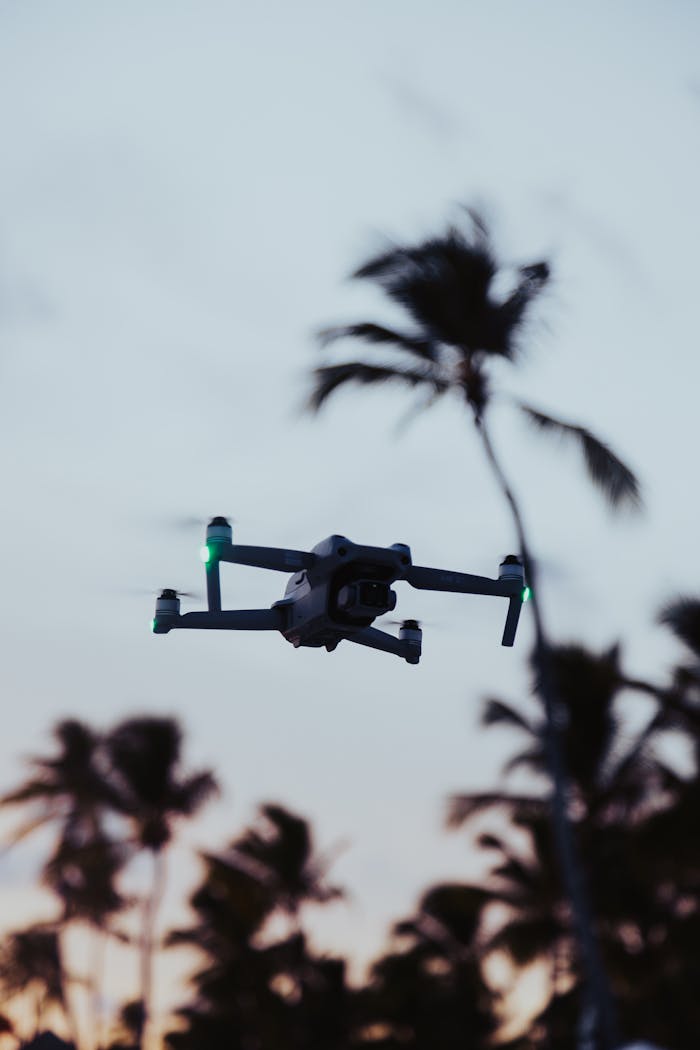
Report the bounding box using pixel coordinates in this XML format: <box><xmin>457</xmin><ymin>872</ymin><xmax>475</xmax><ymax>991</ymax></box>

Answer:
<box><xmin>337</xmin><ymin>580</ymin><xmax>397</xmax><ymax>616</ymax></box>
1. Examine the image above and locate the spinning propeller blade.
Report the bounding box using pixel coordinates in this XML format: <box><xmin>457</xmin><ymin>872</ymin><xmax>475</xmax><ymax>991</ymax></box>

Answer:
<box><xmin>121</xmin><ymin>586</ymin><xmax>204</xmax><ymax>601</ymax></box>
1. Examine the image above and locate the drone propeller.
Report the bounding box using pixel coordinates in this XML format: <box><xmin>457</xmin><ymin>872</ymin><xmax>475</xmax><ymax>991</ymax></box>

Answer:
<box><xmin>379</xmin><ymin>617</ymin><xmax>431</xmax><ymax>630</ymax></box>
<box><xmin>171</xmin><ymin>513</ymin><xmax>236</xmax><ymax>533</ymax></box>
<box><xmin>122</xmin><ymin>586</ymin><xmax>203</xmax><ymax>601</ymax></box>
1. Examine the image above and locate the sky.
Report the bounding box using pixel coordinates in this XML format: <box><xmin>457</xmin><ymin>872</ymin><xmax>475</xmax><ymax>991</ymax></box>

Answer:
<box><xmin>0</xmin><ymin>0</ymin><xmax>699</xmax><ymax>1034</ymax></box>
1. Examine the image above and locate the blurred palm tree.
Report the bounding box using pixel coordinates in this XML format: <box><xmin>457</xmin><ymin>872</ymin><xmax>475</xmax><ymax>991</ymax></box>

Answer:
<box><xmin>166</xmin><ymin>804</ymin><xmax>348</xmax><ymax>1050</ymax></box>
<box><xmin>0</xmin><ymin>720</ymin><xmax>127</xmax><ymax>1047</ymax></box>
<box><xmin>103</xmin><ymin>1000</ymin><xmax>143</xmax><ymax>1050</ymax></box>
<box><xmin>358</xmin><ymin>883</ymin><xmax>496</xmax><ymax>1049</ymax></box>
<box><xmin>308</xmin><ymin>210</ymin><xmax>641</xmax><ymax>1050</ymax></box>
<box><xmin>449</xmin><ymin>641</ymin><xmax>700</xmax><ymax>1048</ymax></box>
<box><xmin>0</xmin><ymin>927</ymin><xmax>66</xmax><ymax>1042</ymax></box>
<box><xmin>654</xmin><ymin>596</ymin><xmax>700</xmax><ymax>726</ymax></box>
<box><xmin>226</xmin><ymin>803</ymin><xmax>343</xmax><ymax>919</ymax></box>
<box><xmin>105</xmin><ymin>717</ymin><xmax>218</xmax><ymax>1050</ymax></box>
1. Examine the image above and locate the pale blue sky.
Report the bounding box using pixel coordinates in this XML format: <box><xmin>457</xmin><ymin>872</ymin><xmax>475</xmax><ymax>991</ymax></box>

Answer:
<box><xmin>0</xmin><ymin>0</ymin><xmax>698</xmax><ymax>1017</ymax></box>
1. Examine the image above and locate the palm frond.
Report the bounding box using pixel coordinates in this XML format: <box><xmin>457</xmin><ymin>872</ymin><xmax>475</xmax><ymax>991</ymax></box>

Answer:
<box><xmin>503</xmin><ymin>746</ymin><xmax>546</xmax><ymax>777</ymax></box>
<box><xmin>498</xmin><ymin>263</ymin><xmax>551</xmax><ymax>336</ymax></box>
<box><xmin>446</xmin><ymin>792</ymin><xmax>541</xmax><ymax>828</ymax></box>
<box><xmin>317</xmin><ymin>322</ymin><xmax>438</xmax><ymax>362</ymax></box>
<box><xmin>459</xmin><ymin>205</ymin><xmax>490</xmax><ymax>242</ymax></box>
<box><xmin>1</xmin><ymin>780</ymin><xmax>63</xmax><ymax>805</ymax></box>
<box><xmin>351</xmin><ymin>223</ymin><xmax>531</xmax><ymax>356</ymax></box>
<box><xmin>353</xmin><ymin>245</ymin><xmax>405</xmax><ymax>280</ymax></box>
<box><xmin>491</xmin><ymin>856</ymin><xmax>538</xmax><ymax>892</ymax></box>
<box><xmin>520</xmin><ymin>404</ymin><xmax>641</xmax><ymax>510</ymax></box>
<box><xmin>477</xmin><ymin>833</ymin><xmax>505</xmax><ymax>851</ymax></box>
<box><xmin>1</xmin><ymin>810</ymin><xmax>59</xmax><ymax>846</ymax></box>
<box><xmin>481</xmin><ymin>697</ymin><xmax>535</xmax><ymax>734</ymax></box>
<box><xmin>485</xmin><ymin>914</ymin><xmax>564</xmax><ymax>967</ymax></box>
<box><xmin>175</xmin><ymin>771</ymin><xmax>220</xmax><ymax>816</ymax></box>
<box><xmin>658</xmin><ymin>596</ymin><xmax>700</xmax><ymax>659</ymax></box>
<box><xmin>308</xmin><ymin>362</ymin><xmax>441</xmax><ymax>413</ymax></box>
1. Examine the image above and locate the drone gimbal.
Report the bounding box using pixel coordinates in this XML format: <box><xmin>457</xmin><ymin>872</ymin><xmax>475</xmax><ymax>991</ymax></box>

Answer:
<box><xmin>152</xmin><ymin>518</ymin><xmax>528</xmax><ymax>664</ymax></box>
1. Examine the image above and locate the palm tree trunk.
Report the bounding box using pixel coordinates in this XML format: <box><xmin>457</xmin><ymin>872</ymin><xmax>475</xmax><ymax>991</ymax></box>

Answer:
<box><xmin>138</xmin><ymin>849</ymin><xmax>167</xmax><ymax>1050</ymax></box>
<box><xmin>56</xmin><ymin>929</ymin><xmax>81</xmax><ymax>1050</ymax></box>
<box><xmin>34</xmin><ymin>991</ymin><xmax>43</xmax><ymax>1040</ymax></box>
<box><xmin>474</xmin><ymin>414</ymin><xmax>619</xmax><ymax>1050</ymax></box>
<box><xmin>89</xmin><ymin>927</ymin><xmax>108</xmax><ymax>1050</ymax></box>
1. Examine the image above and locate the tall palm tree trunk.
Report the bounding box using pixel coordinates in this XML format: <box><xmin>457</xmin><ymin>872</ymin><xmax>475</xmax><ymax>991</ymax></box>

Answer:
<box><xmin>475</xmin><ymin>414</ymin><xmax>619</xmax><ymax>1050</ymax></box>
<box><xmin>89</xmin><ymin>927</ymin><xmax>108</xmax><ymax>1050</ymax></box>
<box><xmin>56</xmin><ymin>931</ymin><xmax>81</xmax><ymax>1050</ymax></box>
<box><xmin>137</xmin><ymin>849</ymin><xmax>167</xmax><ymax>1050</ymax></box>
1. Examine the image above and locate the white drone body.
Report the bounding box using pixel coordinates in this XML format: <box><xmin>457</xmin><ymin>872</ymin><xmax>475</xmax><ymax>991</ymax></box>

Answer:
<box><xmin>152</xmin><ymin>518</ymin><xmax>528</xmax><ymax>665</ymax></box>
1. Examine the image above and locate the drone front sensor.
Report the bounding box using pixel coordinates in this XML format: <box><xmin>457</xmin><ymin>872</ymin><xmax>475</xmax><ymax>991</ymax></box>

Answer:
<box><xmin>152</xmin><ymin>519</ymin><xmax>527</xmax><ymax>663</ymax></box>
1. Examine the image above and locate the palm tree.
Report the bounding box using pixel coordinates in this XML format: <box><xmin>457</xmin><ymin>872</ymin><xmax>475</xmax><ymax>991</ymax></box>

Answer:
<box><xmin>1</xmin><ymin>720</ymin><xmax>119</xmax><ymax>871</ymax></box>
<box><xmin>105</xmin><ymin>717</ymin><xmax>218</xmax><ymax>1050</ymax></box>
<box><xmin>449</xmin><ymin>641</ymin><xmax>700</xmax><ymax>1048</ymax></box>
<box><xmin>225</xmin><ymin>803</ymin><xmax>343</xmax><ymax>919</ymax></box>
<box><xmin>103</xmin><ymin>1000</ymin><xmax>143</xmax><ymax>1050</ymax></box>
<box><xmin>0</xmin><ymin>720</ymin><xmax>127</xmax><ymax>1048</ymax></box>
<box><xmin>308</xmin><ymin>210</ymin><xmax>641</xmax><ymax>1050</ymax></box>
<box><xmin>166</xmin><ymin>805</ymin><xmax>347</xmax><ymax>1050</ymax></box>
<box><xmin>355</xmin><ymin>883</ymin><xmax>495</xmax><ymax>1050</ymax></box>
<box><xmin>0</xmin><ymin>927</ymin><xmax>66</xmax><ymax>1042</ymax></box>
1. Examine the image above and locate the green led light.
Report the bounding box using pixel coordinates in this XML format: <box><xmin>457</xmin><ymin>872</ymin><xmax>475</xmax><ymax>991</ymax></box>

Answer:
<box><xmin>150</xmin><ymin>618</ymin><xmax>156</xmax><ymax>632</ymax></box>
<box><xmin>200</xmin><ymin>545</ymin><xmax>211</xmax><ymax>563</ymax></box>
<box><xmin>522</xmin><ymin>586</ymin><xmax>531</xmax><ymax>603</ymax></box>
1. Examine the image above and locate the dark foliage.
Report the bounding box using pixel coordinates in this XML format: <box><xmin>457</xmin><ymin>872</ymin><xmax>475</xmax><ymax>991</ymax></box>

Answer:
<box><xmin>450</xmin><ymin>637</ymin><xmax>700</xmax><ymax>1049</ymax></box>
<box><xmin>165</xmin><ymin>807</ymin><xmax>353</xmax><ymax>1050</ymax></box>
<box><xmin>520</xmin><ymin>406</ymin><xmax>641</xmax><ymax>511</ymax></box>
<box><xmin>106</xmin><ymin>716</ymin><xmax>218</xmax><ymax>851</ymax></box>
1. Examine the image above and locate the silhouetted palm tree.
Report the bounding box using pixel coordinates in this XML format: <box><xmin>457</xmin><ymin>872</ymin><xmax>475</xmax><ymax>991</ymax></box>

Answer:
<box><xmin>0</xmin><ymin>927</ymin><xmax>66</xmax><ymax>1042</ymax></box>
<box><xmin>166</xmin><ymin>805</ymin><xmax>348</xmax><ymax>1050</ymax></box>
<box><xmin>0</xmin><ymin>720</ymin><xmax>126</xmax><ymax>1047</ymax></box>
<box><xmin>226</xmin><ymin>803</ymin><xmax>343</xmax><ymax>919</ymax></box>
<box><xmin>104</xmin><ymin>1000</ymin><xmax>143</xmax><ymax>1050</ymax></box>
<box><xmin>358</xmin><ymin>883</ymin><xmax>496</xmax><ymax>1049</ymax></box>
<box><xmin>1</xmin><ymin>720</ymin><xmax>119</xmax><ymax>876</ymax></box>
<box><xmin>450</xmin><ymin>641</ymin><xmax>700</xmax><ymax>1048</ymax></box>
<box><xmin>308</xmin><ymin>210</ymin><xmax>641</xmax><ymax>1050</ymax></box>
<box><xmin>105</xmin><ymin>717</ymin><xmax>217</xmax><ymax>1050</ymax></box>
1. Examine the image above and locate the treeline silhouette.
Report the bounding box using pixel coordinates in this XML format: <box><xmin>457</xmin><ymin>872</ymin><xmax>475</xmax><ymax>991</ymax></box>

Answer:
<box><xmin>1</xmin><ymin>598</ymin><xmax>699</xmax><ymax>1049</ymax></box>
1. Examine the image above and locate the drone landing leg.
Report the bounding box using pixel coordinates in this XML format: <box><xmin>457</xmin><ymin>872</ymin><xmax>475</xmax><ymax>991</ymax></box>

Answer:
<box><xmin>501</xmin><ymin>595</ymin><xmax>523</xmax><ymax>647</ymax></box>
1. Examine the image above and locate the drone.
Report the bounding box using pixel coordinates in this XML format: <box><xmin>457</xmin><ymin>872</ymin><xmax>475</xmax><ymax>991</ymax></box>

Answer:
<box><xmin>151</xmin><ymin>517</ymin><xmax>529</xmax><ymax>665</ymax></box>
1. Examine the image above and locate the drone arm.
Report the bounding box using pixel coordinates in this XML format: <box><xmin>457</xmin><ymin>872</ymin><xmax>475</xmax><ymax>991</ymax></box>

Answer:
<box><xmin>348</xmin><ymin>627</ymin><xmax>421</xmax><ymax>665</ymax></box>
<box><xmin>212</xmin><ymin>544</ymin><xmax>315</xmax><ymax>573</ymax></box>
<box><xmin>406</xmin><ymin>564</ymin><xmax>526</xmax><ymax>647</ymax></box>
<box><xmin>154</xmin><ymin>608</ymin><xmax>288</xmax><ymax>633</ymax></box>
<box><xmin>405</xmin><ymin>565</ymin><xmax>520</xmax><ymax>598</ymax></box>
